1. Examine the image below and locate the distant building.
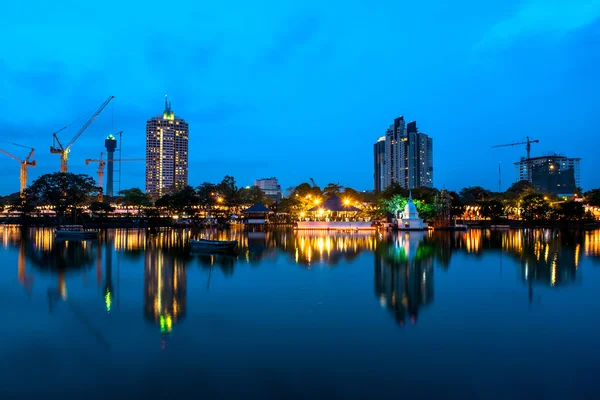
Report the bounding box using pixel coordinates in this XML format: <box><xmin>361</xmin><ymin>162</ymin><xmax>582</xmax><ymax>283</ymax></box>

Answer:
<box><xmin>515</xmin><ymin>155</ymin><xmax>580</xmax><ymax>195</ymax></box>
<box><xmin>380</xmin><ymin>117</ymin><xmax>433</xmax><ymax>190</ymax></box>
<box><xmin>146</xmin><ymin>96</ymin><xmax>189</xmax><ymax>198</ymax></box>
<box><xmin>254</xmin><ymin>177</ymin><xmax>283</xmax><ymax>202</ymax></box>
<box><xmin>373</xmin><ymin>136</ymin><xmax>386</xmax><ymax>192</ymax></box>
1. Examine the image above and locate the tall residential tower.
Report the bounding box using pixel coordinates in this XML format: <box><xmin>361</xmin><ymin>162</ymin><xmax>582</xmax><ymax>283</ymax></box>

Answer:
<box><xmin>146</xmin><ymin>97</ymin><xmax>189</xmax><ymax>198</ymax></box>
<box><xmin>378</xmin><ymin>116</ymin><xmax>433</xmax><ymax>191</ymax></box>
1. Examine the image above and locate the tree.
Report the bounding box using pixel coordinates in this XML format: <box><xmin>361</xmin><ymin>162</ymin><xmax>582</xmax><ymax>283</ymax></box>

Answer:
<box><xmin>29</xmin><ymin>173</ymin><xmax>100</xmax><ymax>221</ymax></box>
<box><xmin>480</xmin><ymin>199</ymin><xmax>504</xmax><ymax>221</ymax></box>
<box><xmin>459</xmin><ymin>186</ymin><xmax>492</xmax><ymax>205</ymax></box>
<box><xmin>505</xmin><ymin>180</ymin><xmax>536</xmax><ymax>197</ymax></box>
<box><xmin>323</xmin><ymin>183</ymin><xmax>344</xmax><ymax>197</ymax></box>
<box><xmin>520</xmin><ymin>193</ymin><xmax>550</xmax><ymax>221</ymax></box>
<box><xmin>238</xmin><ymin>186</ymin><xmax>271</xmax><ymax>206</ymax></box>
<box><xmin>170</xmin><ymin>186</ymin><xmax>200</xmax><ymax>215</ymax></box>
<box><xmin>553</xmin><ymin>201</ymin><xmax>585</xmax><ymax>221</ymax></box>
<box><xmin>447</xmin><ymin>191</ymin><xmax>464</xmax><ymax>217</ymax></box>
<box><xmin>584</xmin><ymin>189</ymin><xmax>600</xmax><ymax>207</ymax></box>
<box><xmin>380</xmin><ymin>183</ymin><xmax>408</xmax><ymax>200</ymax></box>
<box><xmin>119</xmin><ymin>188</ymin><xmax>150</xmax><ymax>209</ymax></box>
<box><xmin>197</xmin><ymin>182</ymin><xmax>218</xmax><ymax>215</ymax></box>
<box><xmin>89</xmin><ymin>201</ymin><xmax>114</xmax><ymax>220</ymax></box>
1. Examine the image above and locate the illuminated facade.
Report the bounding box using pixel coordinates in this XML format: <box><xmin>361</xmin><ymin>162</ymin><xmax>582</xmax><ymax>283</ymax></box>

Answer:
<box><xmin>254</xmin><ymin>177</ymin><xmax>283</xmax><ymax>202</ymax></box>
<box><xmin>381</xmin><ymin>117</ymin><xmax>433</xmax><ymax>190</ymax></box>
<box><xmin>373</xmin><ymin>136</ymin><xmax>386</xmax><ymax>192</ymax></box>
<box><xmin>146</xmin><ymin>96</ymin><xmax>189</xmax><ymax>198</ymax></box>
<box><xmin>514</xmin><ymin>155</ymin><xmax>580</xmax><ymax>195</ymax></box>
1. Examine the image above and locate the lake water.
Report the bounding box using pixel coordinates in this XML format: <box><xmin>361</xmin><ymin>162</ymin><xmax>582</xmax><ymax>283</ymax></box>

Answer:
<box><xmin>1</xmin><ymin>226</ymin><xmax>600</xmax><ymax>399</ymax></box>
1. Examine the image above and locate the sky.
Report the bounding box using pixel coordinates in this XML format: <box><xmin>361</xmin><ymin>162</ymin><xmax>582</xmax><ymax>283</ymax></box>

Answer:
<box><xmin>1</xmin><ymin>0</ymin><xmax>599</xmax><ymax>195</ymax></box>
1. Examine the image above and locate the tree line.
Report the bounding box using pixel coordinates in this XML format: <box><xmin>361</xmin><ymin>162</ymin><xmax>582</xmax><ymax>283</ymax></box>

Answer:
<box><xmin>1</xmin><ymin>172</ymin><xmax>599</xmax><ymax>224</ymax></box>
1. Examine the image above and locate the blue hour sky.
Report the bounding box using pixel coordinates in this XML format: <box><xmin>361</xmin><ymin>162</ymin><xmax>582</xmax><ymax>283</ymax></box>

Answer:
<box><xmin>1</xmin><ymin>0</ymin><xmax>599</xmax><ymax>194</ymax></box>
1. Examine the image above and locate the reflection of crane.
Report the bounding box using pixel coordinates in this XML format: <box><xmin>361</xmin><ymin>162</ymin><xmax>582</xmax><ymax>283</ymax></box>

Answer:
<box><xmin>50</xmin><ymin>96</ymin><xmax>115</xmax><ymax>173</ymax></box>
<box><xmin>492</xmin><ymin>136</ymin><xmax>540</xmax><ymax>181</ymax></box>
<box><xmin>85</xmin><ymin>152</ymin><xmax>144</xmax><ymax>200</ymax></box>
<box><xmin>0</xmin><ymin>143</ymin><xmax>36</xmax><ymax>197</ymax></box>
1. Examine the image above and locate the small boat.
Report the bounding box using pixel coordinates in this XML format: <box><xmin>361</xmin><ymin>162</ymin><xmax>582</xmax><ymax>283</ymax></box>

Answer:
<box><xmin>490</xmin><ymin>225</ymin><xmax>511</xmax><ymax>230</ymax></box>
<box><xmin>54</xmin><ymin>225</ymin><xmax>98</xmax><ymax>239</ymax></box>
<box><xmin>190</xmin><ymin>238</ymin><xmax>238</xmax><ymax>251</ymax></box>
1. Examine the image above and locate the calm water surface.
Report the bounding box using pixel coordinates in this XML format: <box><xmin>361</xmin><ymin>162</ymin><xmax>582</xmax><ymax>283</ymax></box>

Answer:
<box><xmin>1</xmin><ymin>226</ymin><xmax>600</xmax><ymax>399</ymax></box>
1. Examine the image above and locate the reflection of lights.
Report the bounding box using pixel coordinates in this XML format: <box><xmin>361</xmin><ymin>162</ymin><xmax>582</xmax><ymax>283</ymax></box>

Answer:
<box><xmin>105</xmin><ymin>290</ymin><xmax>112</xmax><ymax>312</ymax></box>
<box><xmin>160</xmin><ymin>314</ymin><xmax>173</xmax><ymax>333</ymax></box>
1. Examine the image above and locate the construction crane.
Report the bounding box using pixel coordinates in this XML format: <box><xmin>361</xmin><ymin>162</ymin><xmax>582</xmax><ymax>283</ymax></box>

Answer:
<box><xmin>0</xmin><ymin>143</ymin><xmax>36</xmax><ymax>197</ymax></box>
<box><xmin>492</xmin><ymin>136</ymin><xmax>540</xmax><ymax>182</ymax></box>
<box><xmin>50</xmin><ymin>96</ymin><xmax>115</xmax><ymax>173</ymax></box>
<box><xmin>85</xmin><ymin>152</ymin><xmax>144</xmax><ymax>201</ymax></box>
<box><xmin>309</xmin><ymin>177</ymin><xmax>318</xmax><ymax>188</ymax></box>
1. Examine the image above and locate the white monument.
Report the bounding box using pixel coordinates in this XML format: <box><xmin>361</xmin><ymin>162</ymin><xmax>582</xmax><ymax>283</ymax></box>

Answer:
<box><xmin>398</xmin><ymin>192</ymin><xmax>426</xmax><ymax>230</ymax></box>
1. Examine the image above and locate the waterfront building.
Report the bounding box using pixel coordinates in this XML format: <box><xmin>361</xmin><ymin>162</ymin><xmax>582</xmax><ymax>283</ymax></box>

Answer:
<box><xmin>373</xmin><ymin>136</ymin><xmax>386</xmax><ymax>192</ymax></box>
<box><xmin>380</xmin><ymin>117</ymin><xmax>433</xmax><ymax>190</ymax></box>
<box><xmin>514</xmin><ymin>155</ymin><xmax>580</xmax><ymax>195</ymax></box>
<box><xmin>254</xmin><ymin>177</ymin><xmax>283</xmax><ymax>202</ymax></box>
<box><xmin>146</xmin><ymin>97</ymin><xmax>189</xmax><ymax>198</ymax></box>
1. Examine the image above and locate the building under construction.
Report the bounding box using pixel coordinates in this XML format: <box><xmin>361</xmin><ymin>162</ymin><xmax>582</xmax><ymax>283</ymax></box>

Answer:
<box><xmin>514</xmin><ymin>155</ymin><xmax>581</xmax><ymax>195</ymax></box>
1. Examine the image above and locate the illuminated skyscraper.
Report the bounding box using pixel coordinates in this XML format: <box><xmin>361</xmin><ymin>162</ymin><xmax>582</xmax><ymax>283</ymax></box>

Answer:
<box><xmin>380</xmin><ymin>117</ymin><xmax>433</xmax><ymax>190</ymax></box>
<box><xmin>146</xmin><ymin>96</ymin><xmax>189</xmax><ymax>198</ymax></box>
<box><xmin>373</xmin><ymin>136</ymin><xmax>386</xmax><ymax>192</ymax></box>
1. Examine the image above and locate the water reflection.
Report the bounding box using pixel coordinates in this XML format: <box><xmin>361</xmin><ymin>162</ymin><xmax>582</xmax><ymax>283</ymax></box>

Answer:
<box><xmin>375</xmin><ymin>232</ymin><xmax>434</xmax><ymax>326</ymax></box>
<box><xmin>2</xmin><ymin>225</ymin><xmax>600</xmax><ymax>329</ymax></box>
<box><xmin>144</xmin><ymin>248</ymin><xmax>187</xmax><ymax>342</ymax></box>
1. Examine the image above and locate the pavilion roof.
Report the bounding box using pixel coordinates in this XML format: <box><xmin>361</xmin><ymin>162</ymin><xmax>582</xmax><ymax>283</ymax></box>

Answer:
<box><xmin>243</xmin><ymin>203</ymin><xmax>272</xmax><ymax>214</ymax></box>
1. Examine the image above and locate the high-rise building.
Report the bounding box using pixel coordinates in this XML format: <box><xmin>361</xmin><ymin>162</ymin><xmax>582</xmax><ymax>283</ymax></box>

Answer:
<box><xmin>146</xmin><ymin>97</ymin><xmax>189</xmax><ymax>198</ymax></box>
<box><xmin>514</xmin><ymin>155</ymin><xmax>580</xmax><ymax>195</ymax></box>
<box><xmin>254</xmin><ymin>177</ymin><xmax>283</xmax><ymax>202</ymax></box>
<box><xmin>380</xmin><ymin>117</ymin><xmax>433</xmax><ymax>190</ymax></box>
<box><xmin>373</xmin><ymin>136</ymin><xmax>386</xmax><ymax>192</ymax></box>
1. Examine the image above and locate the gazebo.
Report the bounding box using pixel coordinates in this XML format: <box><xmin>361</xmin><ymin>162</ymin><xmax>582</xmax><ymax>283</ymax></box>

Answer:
<box><xmin>307</xmin><ymin>194</ymin><xmax>360</xmax><ymax>221</ymax></box>
<box><xmin>243</xmin><ymin>203</ymin><xmax>273</xmax><ymax>227</ymax></box>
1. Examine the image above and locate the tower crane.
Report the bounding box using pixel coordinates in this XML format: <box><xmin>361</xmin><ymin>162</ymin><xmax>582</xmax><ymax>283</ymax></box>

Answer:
<box><xmin>50</xmin><ymin>96</ymin><xmax>115</xmax><ymax>173</ymax></box>
<box><xmin>85</xmin><ymin>152</ymin><xmax>144</xmax><ymax>201</ymax></box>
<box><xmin>492</xmin><ymin>136</ymin><xmax>540</xmax><ymax>182</ymax></box>
<box><xmin>0</xmin><ymin>143</ymin><xmax>36</xmax><ymax>197</ymax></box>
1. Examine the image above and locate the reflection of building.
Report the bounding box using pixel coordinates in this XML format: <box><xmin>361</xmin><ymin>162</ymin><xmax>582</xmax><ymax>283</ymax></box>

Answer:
<box><xmin>382</xmin><ymin>117</ymin><xmax>434</xmax><ymax>190</ymax></box>
<box><xmin>254</xmin><ymin>177</ymin><xmax>283</xmax><ymax>202</ymax></box>
<box><xmin>375</xmin><ymin>232</ymin><xmax>434</xmax><ymax>325</ymax></box>
<box><xmin>144</xmin><ymin>249</ymin><xmax>187</xmax><ymax>336</ymax></box>
<box><xmin>146</xmin><ymin>96</ymin><xmax>189</xmax><ymax>198</ymax></box>
<box><xmin>515</xmin><ymin>155</ymin><xmax>580</xmax><ymax>195</ymax></box>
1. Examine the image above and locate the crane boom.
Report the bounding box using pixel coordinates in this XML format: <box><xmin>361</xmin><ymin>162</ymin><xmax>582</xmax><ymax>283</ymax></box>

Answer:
<box><xmin>492</xmin><ymin>136</ymin><xmax>540</xmax><ymax>182</ymax></box>
<box><xmin>0</xmin><ymin>148</ymin><xmax>22</xmax><ymax>162</ymax></box>
<box><xmin>0</xmin><ymin>144</ymin><xmax>36</xmax><ymax>196</ymax></box>
<box><xmin>66</xmin><ymin>96</ymin><xmax>115</xmax><ymax>150</ymax></box>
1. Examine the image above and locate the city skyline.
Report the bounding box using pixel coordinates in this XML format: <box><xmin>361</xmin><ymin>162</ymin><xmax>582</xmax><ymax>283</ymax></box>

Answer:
<box><xmin>1</xmin><ymin>0</ymin><xmax>599</xmax><ymax>194</ymax></box>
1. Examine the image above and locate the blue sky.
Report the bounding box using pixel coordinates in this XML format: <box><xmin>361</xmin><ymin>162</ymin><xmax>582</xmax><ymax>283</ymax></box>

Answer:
<box><xmin>1</xmin><ymin>0</ymin><xmax>599</xmax><ymax>194</ymax></box>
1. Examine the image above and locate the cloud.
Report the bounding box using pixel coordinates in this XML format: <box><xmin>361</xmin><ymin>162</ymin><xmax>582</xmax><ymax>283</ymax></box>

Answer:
<box><xmin>475</xmin><ymin>0</ymin><xmax>600</xmax><ymax>50</ymax></box>
<box><xmin>262</xmin><ymin>13</ymin><xmax>322</xmax><ymax>65</ymax></box>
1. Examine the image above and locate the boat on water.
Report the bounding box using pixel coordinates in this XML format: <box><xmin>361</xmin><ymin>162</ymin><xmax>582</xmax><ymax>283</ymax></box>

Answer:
<box><xmin>190</xmin><ymin>238</ymin><xmax>238</xmax><ymax>251</ymax></box>
<box><xmin>435</xmin><ymin>220</ymin><xmax>468</xmax><ymax>231</ymax></box>
<box><xmin>54</xmin><ymin>225</ymin><xmax>98</xmax><ymax>239</ymax></box>
<box><xmin>490</xmin><ymin>225</ymin><xmax>511</xmax><ymax>230</ymax></box>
